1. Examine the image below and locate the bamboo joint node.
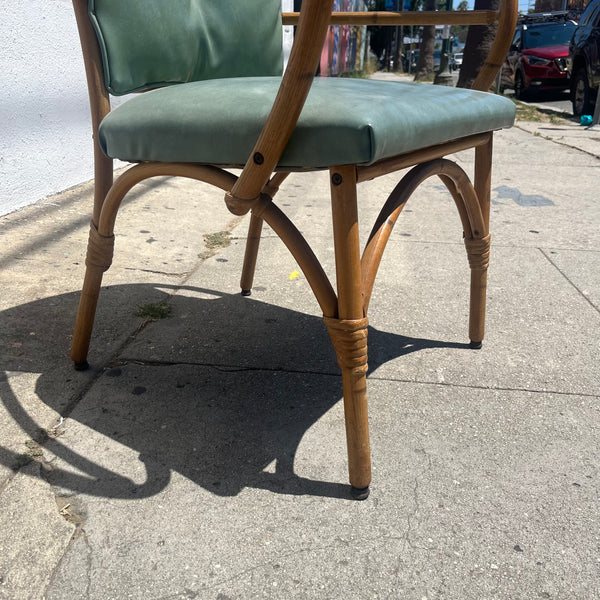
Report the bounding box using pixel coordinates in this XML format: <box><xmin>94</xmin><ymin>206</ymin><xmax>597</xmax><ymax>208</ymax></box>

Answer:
<box><xmin>464</xmin><ymin>233</ymin><xmax>491</xmax><ymax>270</ymax></box>
<box><xmin>323</xmin><ymin>316</ymin><xmax>369</xmax><ymax>374</ymax></box>
<box><xmin>85</xmin><ymin>220</ymin><xmax>114</xmax><ymax>272</ymax></box>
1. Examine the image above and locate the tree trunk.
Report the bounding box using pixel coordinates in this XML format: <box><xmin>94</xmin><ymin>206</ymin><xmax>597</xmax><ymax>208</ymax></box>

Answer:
<box><xmin>457</xmin><ymin>0</ymin><xmax>500</xmax><ymax>89</ymax></box>
<box><xmin>413</xmin><ymin>0</ymin><xmax>437</xmax><ymax>81</ymax></box>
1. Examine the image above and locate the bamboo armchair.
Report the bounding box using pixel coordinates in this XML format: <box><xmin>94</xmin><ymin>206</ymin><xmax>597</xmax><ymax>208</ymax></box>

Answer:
<box><xmin>71</xmin><ymin>0</ymin><xmax>518</xmax><ymax>499</ymax></box>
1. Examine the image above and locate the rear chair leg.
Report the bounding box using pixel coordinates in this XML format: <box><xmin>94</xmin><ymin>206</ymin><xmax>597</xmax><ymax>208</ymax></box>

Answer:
<box><xmin>328</xmin><ymin>165</ymin><xmax>371</xmax><ymax>500</ymax></box>
<box><xmin>239</xmin><ymin>174</ymin><xmax>289</xmax><ymax>296</ymax></box>
<box><xmin>240</xmin><ymin>212</ymin><xmax>263</xmax><ymax>296</ymax></box>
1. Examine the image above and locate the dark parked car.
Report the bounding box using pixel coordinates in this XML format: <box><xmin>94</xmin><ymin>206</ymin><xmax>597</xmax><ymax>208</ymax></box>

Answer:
<box><xmin>500</xmin><ymin>13</ymin><xmax>576</xmax><ymax>99</ymax></box>
<box><xmin>567</xmin><ymin>0</ymin><xmax>600</xmax><ymax>115</ymax></box>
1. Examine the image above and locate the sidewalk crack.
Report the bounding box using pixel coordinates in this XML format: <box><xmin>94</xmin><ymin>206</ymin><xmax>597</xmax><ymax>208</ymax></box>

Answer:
<box><xmin>404</xmin><ymin>448</ymin><xmax>434</xmax><ymax>552</ymax></box>
<box><xmin>124</xmin><ymin>267</ymin><xmax>190</xmax><ymax>277</ymax></box>
<box><xmin>515</xmin><ymin>124</ymin><xmax>600</xmax><ymax>162</ymax></box>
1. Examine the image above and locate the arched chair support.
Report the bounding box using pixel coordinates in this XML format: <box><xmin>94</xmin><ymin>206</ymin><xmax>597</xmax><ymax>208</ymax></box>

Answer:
<box><xmin>96</xmin><ymin>163</ymin><xmax>238</xmax><ymax>236</ymax></box>
<box><xmin>257</xmin><ymin>200</ymin><xmax>338</xmax><ymax>317</ymax></box>
<box><xmin>72</xmin><ymin>163</ymin><xmax>237</xmax><ymax>368</ymax></box>
<box><xmin>71</xmin><ymin>164</ymin><xmax>338</xmax><ymax>367</ymax></box>
<box><xmin>361</xmin><ymin>158</ymin><xmax>491</xmax><ymax>345</ymax></box>
<box><xmin>100</xmin><ymin>167</ymin><xmax>336</xmax><ymax>317</ymax></box>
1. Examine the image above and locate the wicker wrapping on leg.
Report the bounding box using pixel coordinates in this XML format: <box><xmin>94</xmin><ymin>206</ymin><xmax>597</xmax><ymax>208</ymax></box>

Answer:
<box><xmin>464</xmin><ymin>233</ymin><xmax>491</xmax><ymax>271</ymax></box>
<box><xmin>324</xmin><ymin>316</ymin><xmax>371</xmax><ymax>498</ymax></box>
<box><xmin>464</xmin><ymin>233</ymin><xmax>491</xmax><ymax>347</ymax></box>
<box><xmin>70</xmin><ymin>221</ymin><xmax>116</xmax><ymax>367</ymax></box>
<box><xmin>324</xmin><ymin>316</ymin><xmax>369</xmax><ymax>374</ymax></box>
<box><xmin>85</xmin><ymin>220</ymin><xmax>115</xmax><ymax>271</ymax></box>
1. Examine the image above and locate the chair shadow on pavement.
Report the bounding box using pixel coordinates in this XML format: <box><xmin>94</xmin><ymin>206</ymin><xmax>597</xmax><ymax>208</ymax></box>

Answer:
<box><xmin>0</xmin><ymin>283</ymin><xmax>470</xmax><ymax>500</ymax></box>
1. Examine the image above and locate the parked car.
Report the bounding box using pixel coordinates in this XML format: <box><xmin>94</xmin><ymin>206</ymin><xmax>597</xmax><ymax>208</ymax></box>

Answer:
<box><xmin>500</xmin><ymin>12</ymin><xmax>576</xmax><ymax>99</ymax></box>
<box><xmin>451</xmin><ymin>52</ymin><xmax>463</xmax><ymax>71</ymax></box>
<box><xmin>567</xmin><ymin>0</ymin><xmax>600</xmax><ymax>115</ymax></box>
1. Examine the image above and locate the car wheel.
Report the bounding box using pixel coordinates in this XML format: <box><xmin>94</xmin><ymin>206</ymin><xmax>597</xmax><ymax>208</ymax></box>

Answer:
<box><xmin>572</xmin><ymin>68</ymin><xmax>593</xmax><ymax>117</ymax></box>
<box><xmin>514</xmin><ymin>71</ymin><xmax>528</xmax><ymax>100</ymax></box>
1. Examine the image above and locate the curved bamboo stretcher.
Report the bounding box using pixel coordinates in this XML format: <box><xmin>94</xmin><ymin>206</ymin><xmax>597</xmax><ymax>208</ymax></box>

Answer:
<box><xmin>71</xmin><ymin>0</ymin><xmax>517</xmax><ymax>499</ymax></box>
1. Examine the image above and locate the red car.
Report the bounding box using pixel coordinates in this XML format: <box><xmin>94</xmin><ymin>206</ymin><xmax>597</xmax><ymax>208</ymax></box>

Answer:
<box><xmin>500</xmin><ymin>15</ymin><xmax>577</xmax><ymax>100</ymax></box>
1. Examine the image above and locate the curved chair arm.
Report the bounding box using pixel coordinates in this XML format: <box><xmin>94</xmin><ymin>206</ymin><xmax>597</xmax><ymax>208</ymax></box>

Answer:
<box><xmin>227</xmin><ymin>0</ymin><xmax>517</xmax><ymax>215</ymax></box>
<box><xmin>472</xmin><ymin>0</ymin><xmax>518</xmax><ymax>91</ymax></box>
<box><xmin>228</xmin><ymin>0</ymin><xmax>334</xmax><ymax>211</ymax></box>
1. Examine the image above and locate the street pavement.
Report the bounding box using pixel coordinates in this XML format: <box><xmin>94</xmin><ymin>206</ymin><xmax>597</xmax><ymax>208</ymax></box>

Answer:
<box><xmin>1</xmin><ymin>88</ymin><xmax>599</xmax><ymax>599</ymax></box>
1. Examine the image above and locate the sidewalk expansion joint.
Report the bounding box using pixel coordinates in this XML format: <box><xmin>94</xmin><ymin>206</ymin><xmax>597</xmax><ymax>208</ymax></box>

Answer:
<box><xmin>103</xmin><ymin>360</ymin><xmax>600</xmax><ymax>399</ymax></box>
<box><xmin>539</xmin><ymin>247</ymin><xmax>600</xmax><ymax>315</ymax></box>
<box><xmin>367</xmin><ymin>374</ymin><xmax>600</xmax><ymax>399</ymax></box>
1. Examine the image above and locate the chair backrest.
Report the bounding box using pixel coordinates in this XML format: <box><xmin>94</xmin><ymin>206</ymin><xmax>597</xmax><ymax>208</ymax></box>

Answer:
<box><xmin>87</xmin><ymin>0</ymin><xmax>284</xmax><ymax>95</ymax></box>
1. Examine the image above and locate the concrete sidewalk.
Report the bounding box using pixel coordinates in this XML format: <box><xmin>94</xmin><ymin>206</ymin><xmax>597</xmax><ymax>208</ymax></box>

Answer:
<box><xmin>1</xmin><ymin>118</ymin><xmax>599</xmax><ymax>599</ymax></box>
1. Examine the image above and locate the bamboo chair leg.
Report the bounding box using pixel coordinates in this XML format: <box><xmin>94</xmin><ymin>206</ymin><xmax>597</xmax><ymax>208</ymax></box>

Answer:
<box><xmin>469</xmin><ymin>136</ymin><xmax>493</xmax><ymax>348</ymax></box>
<box><xmin>70</xmin><ymin>221</ymin><xmax>115</xmax><ymax>369</ymax></box>
<box><xmin>239</xmin><ymin>173</ymin><xmax>289</xmax><ymax>296</ymax></box>
<box><xmin>465</xmin><ymin>234</ymin><xmax>491</xmax><ymax>348</ymax></box>
<box><xmin>240</xmin><ymin>213</ymin><xmax>263</xmax><ymax>296</ymax></box>
<box><xmin>326</xmin><ymin>166</ymin><xmax>371</xmax><ymax>500</ymax></box>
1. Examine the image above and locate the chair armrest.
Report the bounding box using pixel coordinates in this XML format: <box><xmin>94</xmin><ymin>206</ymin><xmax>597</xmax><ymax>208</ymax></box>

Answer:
<box><xmin>227</xmin><ymin>0</ymin><xmax>517</xmax><ymax>213</ymax></box>
<box><xmin>228</xmin><ymin>0</ymin><xmax>334</xmax><ymax>212</ymax></box>
<box><xmin>472</xmin><ymin>0</ymin><xmax>517</xmax><ymax>91</ymax></box>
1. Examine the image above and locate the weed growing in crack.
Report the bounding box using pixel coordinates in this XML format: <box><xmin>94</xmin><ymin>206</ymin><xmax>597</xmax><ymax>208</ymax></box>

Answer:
<box><xmin>135</xmin><ymin>302</ymin><xmax>172</xmax><ymax>321</ymax></box>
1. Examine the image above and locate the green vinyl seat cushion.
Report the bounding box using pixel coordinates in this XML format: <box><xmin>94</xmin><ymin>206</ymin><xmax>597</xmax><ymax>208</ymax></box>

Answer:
<box><xmin>98</xmin><ymin>77</ymin><xmax>516</xmax><ymax>169</ymax></box>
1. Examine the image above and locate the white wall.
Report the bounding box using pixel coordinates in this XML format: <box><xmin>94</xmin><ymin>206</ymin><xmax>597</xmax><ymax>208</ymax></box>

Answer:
<box><xmin>0</xmin><ymin>0</ymin><xmax>295</xmax><ymax>217</ymax></box>
<box><xmin>1</xmin><ymin>0</ymin><xmax>94</xmax><ymax>216</ymax></box>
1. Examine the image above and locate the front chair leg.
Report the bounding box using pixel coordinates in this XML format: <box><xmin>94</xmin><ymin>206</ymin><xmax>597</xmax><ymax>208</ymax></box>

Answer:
<box><xmin>71</xmin><ymin>221</ymin><xmax>115</xmax><ymax>369</ymax></box>
<box><xmin>465</xmin><ymin>234</ymin><xmax>491</xmax><ymax>348</ymax></box>
<box><xmin>328</xmin><ymin>165</ymin><xmax>371</xmax><ymax>499</ymax></box>
<box><xmin>469</xmin><ymin>135</ymin><xmax>493</xmax><ymax>348</ymax></box>
<box><xmin>324</xmin><ymin>316</ymin><xmax>371</xmax><ymax>499</ymax></box>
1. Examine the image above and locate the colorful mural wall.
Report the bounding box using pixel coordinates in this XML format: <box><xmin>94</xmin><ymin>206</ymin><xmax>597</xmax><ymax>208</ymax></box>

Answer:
<box><xmin>319</xmin><ymin>0</ymin><xmax>368</xmax><ymax>76</ymax></box>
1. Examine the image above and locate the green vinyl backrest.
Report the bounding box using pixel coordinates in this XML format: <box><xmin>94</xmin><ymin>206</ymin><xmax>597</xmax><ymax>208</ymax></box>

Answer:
<box><xmin>88</xmin><ymin>0</ymin><xmax>284</xmax><ymax>95</ymax></box>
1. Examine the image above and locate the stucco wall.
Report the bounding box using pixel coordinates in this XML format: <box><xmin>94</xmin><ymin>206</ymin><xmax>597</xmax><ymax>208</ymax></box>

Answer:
<box><xmin>0</xmin><ymin>0</ymin><xmax>294</xmax><ymax>217</ymax></box>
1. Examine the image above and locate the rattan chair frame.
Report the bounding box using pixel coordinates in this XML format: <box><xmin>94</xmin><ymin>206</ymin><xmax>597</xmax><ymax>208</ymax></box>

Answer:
<box><xmin>70</xmin><ymin>0</ymin><xmax>517</xmax><ymax>499</ymax></box>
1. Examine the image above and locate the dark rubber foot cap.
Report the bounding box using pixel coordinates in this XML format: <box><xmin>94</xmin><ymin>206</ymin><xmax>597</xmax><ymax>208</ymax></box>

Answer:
<box><xmin>469</xmin><ymin>340</ymin><xmax>483</xmax><ymax>350</ymax></box>
<box><xmin>241</xmin><ymin>289</ymin><xmax>252</xmax><ymax>297</ymax></box>
<box><xmin>74</xmin><ymin>361</ymin><xmax>89</xmax><ymax>371</ymax></box>
<box><xmin>350</xmin><ymin>485</ymin><xmax>370</xmax><ymax>501</ymax></box>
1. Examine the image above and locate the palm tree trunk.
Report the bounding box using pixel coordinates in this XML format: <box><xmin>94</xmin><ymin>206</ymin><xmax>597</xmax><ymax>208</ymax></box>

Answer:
<box><xmin>457</xmin><ymin>0</ymin><xmax>500</xmax><ymax>89</ymax></box>
<box><xmin>413</xmin><ymin>0</ymin><xmax>437</xmax><ymax>81</ymax></box>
